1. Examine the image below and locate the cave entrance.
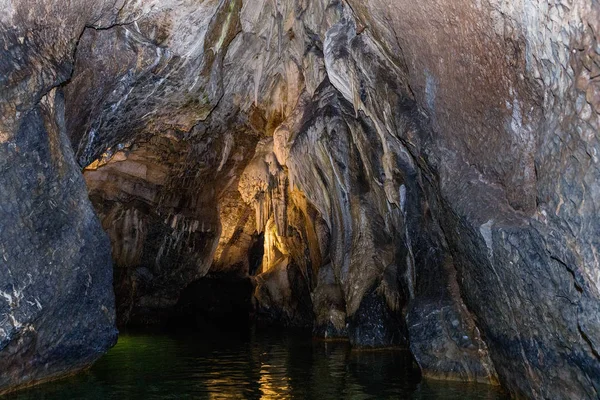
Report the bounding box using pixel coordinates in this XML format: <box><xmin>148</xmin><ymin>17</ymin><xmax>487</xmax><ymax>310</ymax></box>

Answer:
<box><xmin>82</xmin><ymin>133</ymin><xmax>260</xmax><ymax>329</ymax></box>
<box><xmin>79</xmin><ymin>98</ymin><xmax>411</xmax><ymax>348</ymax></box>
<box><xmin>77</xmin><ymin>134</ymin><xmax>433</xmax><ymax>398</ymax></box>
<box><xmin>81</xmin><ymin>132</ymin><xmax>322</xmax><ymax>333</ymax></box>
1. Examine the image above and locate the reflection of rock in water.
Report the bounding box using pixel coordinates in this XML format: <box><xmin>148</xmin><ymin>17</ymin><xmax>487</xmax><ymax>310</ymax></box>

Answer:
<box><xmin>347</xmin><ymin>349</ymin><xmax>421</xmax><ymax>396</ymax></box>
<box><xmin>4</xmin><ymin>331</ymin><xmax>508</xmax><ymax>399</ymax></box>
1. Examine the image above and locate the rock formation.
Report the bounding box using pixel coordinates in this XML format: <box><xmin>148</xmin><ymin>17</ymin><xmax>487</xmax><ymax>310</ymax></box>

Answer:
<box><xmin>1</xmin><ymin>0</ymin><xmax>599</xmax><ymax>398</ymax></box>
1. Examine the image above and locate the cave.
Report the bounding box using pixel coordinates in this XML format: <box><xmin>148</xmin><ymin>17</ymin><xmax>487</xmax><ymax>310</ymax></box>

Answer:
<box><xmin>1</xmin><ymin>0</ymin><xmax>599</xmax><ymax>399</ymax></box>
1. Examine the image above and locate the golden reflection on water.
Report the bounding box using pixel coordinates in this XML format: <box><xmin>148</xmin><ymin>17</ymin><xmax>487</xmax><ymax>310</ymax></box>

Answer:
<box><xmin>205</xmin><ymin>357</ymin><xmax>293</xmax><ymax>399</ymax></box>
<box><xmin>257</xmin><ymin>362</ymin><xmax>292</xmax><ymax>399</ymax></box>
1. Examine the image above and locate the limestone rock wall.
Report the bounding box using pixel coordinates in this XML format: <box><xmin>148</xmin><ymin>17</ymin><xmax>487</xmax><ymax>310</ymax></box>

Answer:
<box><xmin>0</xmin><ymin>0</ymin><xmax>123</xmax><ymax>392</ymax></box>
<box><xmin>330</xmin><ymin>1</ymin><xmax>600</xmax><ymax>397</ymax></box>
<box><xmin>0</xmin><ymin>88</ymin><xmax>117</xmax><ymax>391</ymax></box>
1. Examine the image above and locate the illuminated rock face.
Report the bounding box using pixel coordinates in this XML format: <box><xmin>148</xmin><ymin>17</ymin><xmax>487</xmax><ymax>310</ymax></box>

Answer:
<box><xmin>1</xmin><ymin>0</ymin><xmax>600</xmax><ymax>398</ymax></box>
<box><xmin>83</xmin><ymin>130</ymin><xmax>258</xmax><ymax>326</ymax></box>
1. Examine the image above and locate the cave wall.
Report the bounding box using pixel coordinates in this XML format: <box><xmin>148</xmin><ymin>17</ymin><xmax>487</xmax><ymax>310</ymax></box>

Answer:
<box><xmin>236</xmin><ymin>77</ymin><xmax>497</xmax><ymax>377</ymax></box>
<box><xmin>1</xmin><ymin>0</ymin><xmax>599</xmax><ymax>398</ymax></box>
<box><xmin>0</xmin><ymin>87</ymin><xmax>117</xmax><ymax>393</ymax></box>
<box><xmin>0</xmin><ymin>0</ymin><xmax>127</xmax><ymax>392</ymax></box>
<box><xmin>65</xmin><ymin>0</ymin><xmax>346</xmax><ymax>329</ymax></box>
<box><xmin>326</xmin><ymin>2</ymin><xmax>600</xmax><ymax>398</ymax></box>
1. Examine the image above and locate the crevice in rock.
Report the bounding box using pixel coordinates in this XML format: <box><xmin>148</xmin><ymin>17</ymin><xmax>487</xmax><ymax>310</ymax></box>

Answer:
<box><xmin>579</xmin><ymin>323</ymin><xmax>600</xmax><ymax>361</ymax></box>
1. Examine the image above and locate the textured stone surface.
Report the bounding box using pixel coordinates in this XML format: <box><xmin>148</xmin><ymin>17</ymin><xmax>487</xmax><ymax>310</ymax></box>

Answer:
<box><xmin>0</xmin><ymin>0</ymin><xmax>122</xmax><ymax>393</ymax></box>
<box><xmin>0</xmin><ymin>89</ymin><xmax>117</xmax><ymax>392</ymax></box>
<box><xmin>1</xmin><ymin>0</ymin><xmax>600</xmax><ymax>397</ymax></box>
<box><xmin>335</xmin><ymin>1</ymin><xmax>600</xmax><ymax>397</ymax></box>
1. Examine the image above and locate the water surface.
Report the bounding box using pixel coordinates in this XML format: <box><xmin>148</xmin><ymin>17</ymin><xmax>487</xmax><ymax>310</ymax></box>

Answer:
<box><xmin>7</xmin><ymin>328</ymin><xmax>507</xmax><ymax>399</ymax></box>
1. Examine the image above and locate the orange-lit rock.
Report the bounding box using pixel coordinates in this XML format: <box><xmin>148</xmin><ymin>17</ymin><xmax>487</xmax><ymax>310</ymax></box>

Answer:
<box><xmin>84</xmin><ymin>131</ymin><xmax>257</xmax><ymax>325</ymax></box>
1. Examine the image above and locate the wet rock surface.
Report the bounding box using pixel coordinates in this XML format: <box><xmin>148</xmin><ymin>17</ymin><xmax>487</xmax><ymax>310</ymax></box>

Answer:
<box><xmin>333</xmin><ymin>1</ymin><xmax>600</xmax><ymax>397</ymax></box>
<box><xmin>0</xmin><ymin>89</ymin><xmax>117</xmax><ymax>392</ymax></box>
<box><xmin>0</xmin><ymin>1</ymin><xmax>122</xmax><ymax>392</ymax></box>
<box><xmin>1</xmin><ymin>0</ymin><xmax>600</xmax><ymax>398</ymax></box>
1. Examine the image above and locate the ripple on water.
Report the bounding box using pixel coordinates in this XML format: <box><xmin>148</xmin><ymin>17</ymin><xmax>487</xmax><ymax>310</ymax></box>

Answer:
<box><xmin>5</xmin><ymin>329</ymin><xmax>508</xmax><ymax>400</ymax></box>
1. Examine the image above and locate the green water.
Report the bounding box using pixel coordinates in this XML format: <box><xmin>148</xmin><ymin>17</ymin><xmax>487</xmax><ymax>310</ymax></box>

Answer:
<box><xmin>6</xmin><ymin>329</ymin><xmax>507</xmax><ymax>399</ymax></box>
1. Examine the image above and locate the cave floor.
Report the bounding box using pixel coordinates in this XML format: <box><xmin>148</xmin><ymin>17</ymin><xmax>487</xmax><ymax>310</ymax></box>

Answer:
<box><xmin>5</xmin><ymin>327</ymin><xmax>508</xmax><ymax>399</ymax></box>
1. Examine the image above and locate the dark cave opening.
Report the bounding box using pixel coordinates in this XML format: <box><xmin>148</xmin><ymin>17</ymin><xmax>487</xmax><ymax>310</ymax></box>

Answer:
<box><xmin>172</xmin><ymin>274</ymin><xmax>256</xmax><ymax>331</ymax></box>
